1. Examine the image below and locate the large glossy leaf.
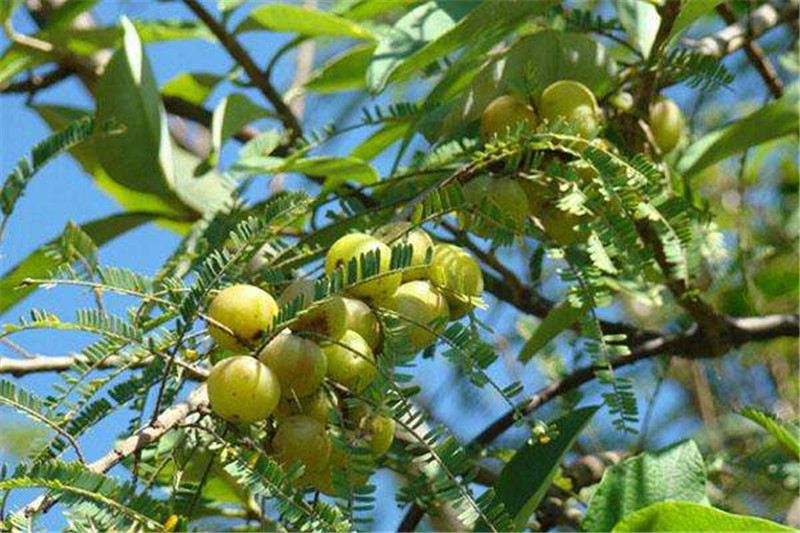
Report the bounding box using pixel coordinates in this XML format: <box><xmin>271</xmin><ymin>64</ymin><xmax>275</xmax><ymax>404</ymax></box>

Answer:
<box><xmin>583</xmin><ymin>440</ymin><xmax>708</xmax><ymax>532</ymax></box>
<box><xmin>517</xmin><ymin>301</ymin><xmax>584</xmax><ymax>363</ymax></box>
<box><xmin>612</xmin><ymin>501</ymin><xmax>796</xmax><ymax>532</ymax></box>
<box><xmin>0</xmin><ymin>213</ymin><xmax>155</xmax><ymax>314</ymax></box>
<box><xmin>666</xmin><ymin>0</ymin><xmax>725</xmax><ymax>48</ymax></box>
<box><xmin>161</xmin><ymin>72</ymin><xmax>223</xmax><ymax>106</ymax></box>
<box><xmin>739</xmin><ymin>406</ymin><xmax>800</xmax><ymax>458</ymax></box>
<box><xmin>678</xmin><ymin>86</ymin><xmax>800</xmax><ymax>176</ymax></box>
<box><xmin>211</xmin><ymin>94</ymin><xmax>273</xmax><ymax>160</ymax></box>
<box><xmin>350</xmin><ymin>122</ymin><xmax>409</xmax><ymax>161</ymax></box>
<box><xmin>304</xmin><ymin>43</ymin><xmax>375</xmax><ymax>94</ymax></box>
<box><xmin>483</xmin><ymin>405</ymin><xmax>599</xmax><ymax>531</ymax></box>
<box><xmin>33</xmin><ymin>105</ymin><xmax>192</xmax><ymax>219</ymax></box>
<box><xmin>94</xmin><ymin>18</ymin><xmax>184</xmax><ymax>209</ymax></box>
<box><xmin>235</xmin><ymin>3</ymin><xmax>373</xmax><ymax>39</ymax></box>
<box><xmin>171</xmin><ymin>146</ymin><xmax>235</xmax><ymax>217</ymax></box>
<box><xmin>615</xmin><ymin>0</ymin><xmax>660</xmax><ymax>58</ymax></box>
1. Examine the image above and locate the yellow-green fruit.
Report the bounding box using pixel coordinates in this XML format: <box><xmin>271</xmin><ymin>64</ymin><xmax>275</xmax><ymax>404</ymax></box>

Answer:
<box><xmin>207</xmin><ymin>356</ymin><xmax>281</xmax><ymax>423</ymax></box>
<box><xmin>207</xmin><ymin>284</ymin><xmax>277</xmax><ymax>352</ymax></box>
<box><xmin>381</xmin><ymin>281</ymin><xmax>449</xmax><ymax>353</ymax></box>
<box><xmin>459</xmin><ymin>176</ymin><xmax>529</xmax><ymax>236</ymax></box>
<box><xmin>374</xmin><ymin>222</ymin><xmax>434</xmax><ymax>281</ymax></box>
<box><xmin>275</xmin><ymin>390</ymin><xmax>337</xmax><ymax>425</ymax></box>
<box><xmin>272</xmin><ymin>415</ymin><xmax>331</xmax><ymax>475</ymax></box>
<box><xmin>480</xmin><ymin>94</ymin><xmax>538</xmax><ymax>139</ymax></box>
<box><xmin>428</xmin><ymin>244</ymin><xmax>483</xmax><ymax>319</ymax></box>
<box><xmin>649</xmin><ymin>97</ymin><xmax>684</xmax><ymax>153</ymax></box>
<box><xmin>277</xmin><ymin>279</ymin><xmax>326</xmax><ymax>334</ymax></box>
<box><xmin>325</xmin><ymin>233</ymin><xmax>402</xmax><ymax>301</ymax></box>
<box><xmin>519</xmin><ymin>177</ymin><xmax>551</xmax><ymax>217</ymax></box>
<box><xmin>323</xmin><ymin>330</ymin><xmax>376</xmax><ymax>393</ymax></box>
<box><xmin>326</xmin><ymin>297</ymin><xmax>381</xmax><ymax>350</ymax></box>
<box><xmin>258</xmin><ymin>333</ymin><xmax>327</xmax><ymax>398</ymax></box>
<box><xmin>308</xmin><ymin>445</ymin><xmax>369</xmax><ymax>495</ymax></box>
<box><xmin>365</xmin><ymin>415</ymin><xmax>396</xmax><ymax>457</ymax></box>
<box><xmin>539</xmin><ymin>80</ymin><xmax>600</xmax><ymax>137</ymax></box>
<box><xmin>540</xmin><ymin>204</ymin><xmax>587</xmax><ymax>246</ymax></box>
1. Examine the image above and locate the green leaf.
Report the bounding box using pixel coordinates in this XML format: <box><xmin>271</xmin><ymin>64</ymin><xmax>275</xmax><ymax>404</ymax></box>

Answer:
<box><xmin>679</xmin><ymin>86</ymin><xmax>800</xmax><ymax>176</ymax></box>
<box><xmin>0</xmin><ymin>213</ymin><xmax>155</xmax><ymax>315</ymax></box>
<box><xmin>305</xmin><ymin>43</ymin><xmax>375</xmax><ymax>93</ymax></box>
<box><xmin>739</xmin><ymin>406</ymin><xmax>800</xmax><ymax>458</ymax></box>
<box><xmin>94</xmin><ymin>17</ymin><xmax>185</xmax><ymax>210</ymax></box>
<box><xmin>615</xmin><ymin>0</ymin><xmax>660</xmax><ymax>58</ymax></box>
<box><xmin>612</xmin><ymin>501</ymin><xmax>796</xmax><ymax>532</ymax></box>
<box><xmin>503</xmin><ymin>30</ymin><xmax>618</xmax><ymax>100</ymax></box>
<box><xmin>583</xmin><ymin>440</ymin><xmax>708</xmax><ymax>532</ymax></box>
<box><xmin>517</xmin><ymin>301</ymin><xmax>584</xmax><ymax>363</ymax></box>
<box><xmin>0</xmin><ymin>0</ymin><xmax>21</xmax><ymax>24</ymax></box>
<box><xmin>33</xmin><ymin>105</ymin><xmax>193</xmax><ymax>220</ymax></box>
<box><xmin>486</xmin><ymin>405</ymin><xmax>599</xmax><ymax>530</ymax></box>
<box><xmin>350</xmin><ymin>122</ymin><xmax>409</xmax><ymax>161</ymax></box>
<box><xmin>666</xmin><ymin>0</ymin><xmax>725</xmax><ymax>48</ymax></box>
<box><xmin>235</xmin><ymin>3</ymin><xmax>373</xmax><ymax>39</ymax></box>
<box><xmin>211</xmin><ymin>93</ymin><xmax>273</xmax><ymax>159</ymax></box>
<box><xmin>171</xmin><ymin>146</ymin><xmax>235</xmax><ymax>216</ymax></box>
<box><xmin>161</xmin><ymin>72</ymin><xmax>223</xmax><ymax>106</ymax></box>
<box><xmin>284</xmin><ymin>156</ymin><xmax>379</xmax><ymax>195</ymax></box>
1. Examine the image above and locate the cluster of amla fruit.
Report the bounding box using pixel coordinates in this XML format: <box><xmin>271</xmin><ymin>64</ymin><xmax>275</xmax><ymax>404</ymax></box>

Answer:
<box><xmin>203</xmin><ymin>223</ymin><xmax>483</xmax><ymax>493</ymax></box>
<box><xmin>459</xmin><ymin>79</ymin><xmax>685</xmax><ymax>245</ymax></box>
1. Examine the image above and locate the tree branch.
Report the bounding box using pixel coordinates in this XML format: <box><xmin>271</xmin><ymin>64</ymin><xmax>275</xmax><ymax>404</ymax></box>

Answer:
<box><xmin>0</xmin><ymin>354</ymin><xmax>208</xmax><ymax>380</ymax></box>
<box><xmin>0</xmin><ymin>65</ymin><xmax>73</xmax><ymax>93</ymax></box>
<box><xmin>181</xmin><ymin>0</ymin><xmax>301</xmax><ymax>143</ymax></box>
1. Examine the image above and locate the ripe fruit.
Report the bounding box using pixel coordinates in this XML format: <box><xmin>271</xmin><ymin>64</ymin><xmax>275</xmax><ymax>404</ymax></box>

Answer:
<box><xmin>277</xmin><ymin>279</ymin><xmax>326</xmax><ymax>333</ymax></box>
<box><xmin>364</xmin><ymin>415</ymin><xmax>395</xmax><ymax>457</ymax></box>
<box><xmin>323</xmin><ymin>330</ymin><xmax>376</xmax><ymax>392</ymax></box>
<box><xmin>480</xmin><ymin>94</ymin><xmax>538</xmax><ymax>139</ymax></box>
<box><xmin>207</xmin><ymin>356</ymin><xmax>280</xmax><ymax>423</ymax></box>
<box><xmin>275</xmin><ymin>389</ymin><xmax>338</xmax><ymax>425</ymax></box>
<box><xmin>325</xmin><ymin>233</ymin><xmax>402</xmax><ymax>301</ymax></box>
<box><xmin>539</xmin><ymin>80</ymin><xmax>600</xmax><ymax>137</ymax></box>
<box><xmin>428</xmin><ymin>244</ymin><xmax>484</xmax><ymax>319</ymax></box>
<box><xmin>381</xmin><ymin>281</ymin><xmax>449</xmax><ymax>352</ymax></box>
<box><xmin>649</xmin><ymin>97</ymin><xmax>684</xmax><ymax>153</ymax></box>
<box><xmin>374</xmin><ymin>222</ymin><xmax>434</xmax><ymax>281</ymax></box>
<box><xmin>539</xmin><ymin>204</ymin><xmax>587</xmax><ymax>246</ymax></box>
<box><xmin>326</xmin><ymin>296</ymin><xmax>382</xmax><ymax>350</ymax></box>
<box><xmin>207</xmin><ymin>284</ymin><xmax>277</xmax><ymax>352</ymax></box>
<box><xmin>272</xmin><ymin>415</ymin><xmax>331</xmax><ymax>475</ymax></box>
<box><xmin>459</xmin><ymin>176</ymin><xmax>529</xmax><ymax>236</ymax></box>
<box><xmin>258</xmin><ymin>333</ymin><xmax>327</xmax><ymax>398</ymax></box>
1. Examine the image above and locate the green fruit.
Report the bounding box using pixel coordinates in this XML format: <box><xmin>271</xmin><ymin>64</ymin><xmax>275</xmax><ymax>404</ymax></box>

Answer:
<box><xmin>325</xmin><ymin>233</ymin><xmax>402</xmax><ymax>301</ymax></box>
<box><xmin>326</xmin><ymin>297</ymin><xmax>382</xmax><ymax>350</ymax></box>
<box><xmin>480</xmin><ymin>94</ymin><xmax>538</xmax><ymax>139</ymax></box>
<box><xmin>258</xmin><ymin>333</ymin><xmax>327</xmax><ymax>398</ymax></box>
<box><xmin>381</xmin><ymin>281</ymin><xmax>449</xmax><ymax>353</ymax></box>
<box><xmin>207</xmin><ymin>284</ymin><xmax>277</xmax><ymax>352</ymax></box>
<box><xmin>275</xmin><ymin>389</ymin><xmax>337</xmax><ymax>425</ymax></box>
<box><xmin>519</xmin><ymin>176</ymin><xmax>551</xmax><ymax>217</ymax></box>
<box><xmin>459</xmin><ymin>176</ymin><xmax>529</xmax><ymax>236</ymax></box>
<box><xmin>374</xmin><ymin>221</ymin><xmax>434</xmax><ymax>281</ymax></box>
<box><xmin>539</xmin><ymin>80</ymin><xmax>600</xmax><ymax>137</ymax></box>
<box><xmin>277</xmin><ymin>279</ymin><xmax>327</xmax><ymax>334</ymax></box>
<box><xmin>428</xmin><ymin>244</ymin><xmax>483</xmax><ymax>319</ymax></box>
<box><xmin>323</xmin><ymin>330</ymin><xmax>376</xmax><ymax>393</ymax></box>
<box><xmin>207</xmin><ymin>356</ymin><xmax>281</xmax><ymax>423</ymax></box>
<box><xmin>272</xmin><ymin>415</ymin><xmax>331</xmax><ymax>475</ymax></box>
<box><xmin>649</xmin><ymin>97</ymin><xmax>684</xmax><ymax>153</ymax></box>
<box><xmin>365</xmin><ymin>415</ymin><xmax>395</xmax><ymax>457</ymax></box>
<box><xmin>540</xmin><ymin>204</ymin><xmax>587</xmax><ymax>246</ymax></box>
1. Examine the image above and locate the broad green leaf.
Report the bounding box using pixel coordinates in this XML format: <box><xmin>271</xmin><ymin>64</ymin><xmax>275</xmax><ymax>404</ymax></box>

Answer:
<box><xmin>678</xmin><ymin>86</ymin><xmax>800</xmax><ymax>176</ymax></box>
<box><xmin>161</xmin><ymin>72</ymin><xmax>223</xmax><ymax>106</ymax></box>
<box><xmin>235</xmin><ymin>3</ymin><xmax>373</xmax><ymax>39</ymax></box>
<box><xmin>350</xmin><ymin>122</ymin><xmax>409</xmax><ymax>161</ymax></box>
<box><xmin>666</xmin><ymin>0</ymin><xmax>725</xmax><ymax>48</ymax></box>
<box><xmin>337</xmin><ymin>0</ymin><xmax>415</xmax><ymax>21</ymax></box>
<box><xmin>504</xmin><ymin>30</ymin><xmax>618</xmax><ymax>100</ymax></box>
<box><xmin>95</xmin><ymin>18</ymin><xmax>185</xmax><ymax>210</ymax></box>
<box><xmin>366</xmin><ymin>1</ymin><xmax>458</xmax><ymax>93</ymax></box>
<box><xmin>34</xmin><ymin>105</ymin><xmax>192</xmax><ymax>219</ymax></box>
<box><xmin>285</xmin><ymin>156</ymin><xmax>379</xmax><ymax>195</ymax></box>
<box><xmin>485</xmin><ymin>405</ymin><xmax>599</xmax><ymax>531</ymax></box>
<box><xmin>305</xmin><ymin>43</ymin><xmax>375</xmax><ymax>93</ymax></box>
<box><xmin>615</xmin><ymin>0</ymin><xmax>660</xmax><ymax>58</ymax></box>
<box><xmin>39</xmin><ymin>0</ymin><xmax>100</xmax><ymax>31</ymax></box>
<box><xmin>0</xmin><ymin>213</ymin><xmax>156</xmax><ymax>314</ymax></box>
<box><xmin>171</xmin><ymin>146</ymin><xmax>235</xmax><ymax>216</ymax></box>
<box><xmin>739</xmin><ymin>406</ymin><xmax>800</xmax><ymax>458</ymax></box>
<box><xmin>517</xmin><ymin>301</ymin><xmax>584</xmax><ymax>363</ymax></box>
<box><xmin>612</xmin><ymin>501</ymin><xmax>796</xmax><ymax>532</ymax></box>
<box><xmin>583</xmin><ymin>440</ymin><xmax>708</xmax><ymax>532</ymax></box>
<box><xmin>211</xmin><ymin>93</ymin><xmax>273</xmax><ymax>159</ymax></box>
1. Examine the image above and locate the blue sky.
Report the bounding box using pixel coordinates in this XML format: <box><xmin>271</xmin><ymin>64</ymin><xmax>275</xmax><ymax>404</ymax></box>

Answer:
<box><xmin>0</xmin><ymin>1</ymin><xmax>788</xmax><ymax>530</ymax></box>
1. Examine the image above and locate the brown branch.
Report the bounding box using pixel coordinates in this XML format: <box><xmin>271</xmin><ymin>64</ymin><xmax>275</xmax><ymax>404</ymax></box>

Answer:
<box><xmin>0</xmin><ymin>354</ymin><xmax>209</xmax><ymax>380</ymax></box>
<box><xmin>181</xmin><ymin>0</ymin><xmax>301</xmax><ymax>143</ymax></box>
<box><xmin>715</xmin><ymin>2</ymin><xmax>784</xmax><ymax>98</ymax></box>
<box><xmin>0</xmin><ymin>65</ymin><xmax>73</xmax><ymax>93</ymax></box>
